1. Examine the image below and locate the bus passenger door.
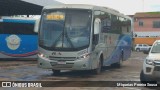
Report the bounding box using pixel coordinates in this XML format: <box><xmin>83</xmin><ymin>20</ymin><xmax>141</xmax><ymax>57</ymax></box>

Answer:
<box><xmin>91</xmin><ymin>18</ymin><xmax>101</xmax><ymax>69</ymax></box>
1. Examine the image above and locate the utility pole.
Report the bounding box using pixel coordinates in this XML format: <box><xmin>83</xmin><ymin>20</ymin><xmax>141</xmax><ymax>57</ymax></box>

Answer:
<box><xmin>142</xmin><ymin>0</ymin><xmax>144</xmax><ymax>12</ymax></box>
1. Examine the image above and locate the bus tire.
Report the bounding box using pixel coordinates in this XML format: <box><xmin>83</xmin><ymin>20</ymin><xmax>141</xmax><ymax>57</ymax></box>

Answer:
<box><xmin>52</xmin><ymin>69</ymin><xmax>60</xmax><ymax>75</ymax></box>
<box><xmin>93</xmin><ymin>58</ymin><xmax>102</xmax><ymax>74</ymax></box>
<box><xmin>117</xmin><ymin>55</ymin><xmax>123</xmax><ymax>68</ymax></box>
<box><xmin>112</xmin><ymin>53</ymin><xmax>123</xmax><ymax>68</ymax></box>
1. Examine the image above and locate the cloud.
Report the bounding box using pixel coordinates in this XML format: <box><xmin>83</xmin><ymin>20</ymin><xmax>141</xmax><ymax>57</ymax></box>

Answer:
<box><xmin>56</xmin><ymin>0</ymin><xmax>160</xmax><ymax>15</ymax></box>
<box><xmin>150</xmin><ymin>5</ymin><xmax>160</xmax><ymax>11</ymax></box>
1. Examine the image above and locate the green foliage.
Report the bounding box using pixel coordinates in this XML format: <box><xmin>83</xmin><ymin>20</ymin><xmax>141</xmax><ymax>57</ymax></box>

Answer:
<box><xmin>146</xmin><ymin>12</ymin><xmax>160</xmax><ymax>14</ymax></box>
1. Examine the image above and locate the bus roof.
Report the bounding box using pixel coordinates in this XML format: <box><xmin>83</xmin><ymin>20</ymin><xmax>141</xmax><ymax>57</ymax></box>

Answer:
<box><xmin>1</xmin><ymin>17</ymin><xmax>37</xmax><ymax>20</ymax></box>
<box><xmin>43</xmin><ymin>4</ymin><xmax>130</xmax><ymax>19</ymax></box>
<box><xmin>0</xmin><ymin>17</ymin><xmax>37</xmax><ymax>24</ymax></box>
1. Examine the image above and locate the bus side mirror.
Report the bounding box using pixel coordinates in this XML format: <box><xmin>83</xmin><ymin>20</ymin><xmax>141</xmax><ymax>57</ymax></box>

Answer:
<box><xmin>94</xmin><ymin>18</ymin><xmax>101</xmax><ymax>35</ymax></box>
<box><xmin>93</xmin><ymin>18</ymin><xmax>101</xmax><ymax>46</ymax></box>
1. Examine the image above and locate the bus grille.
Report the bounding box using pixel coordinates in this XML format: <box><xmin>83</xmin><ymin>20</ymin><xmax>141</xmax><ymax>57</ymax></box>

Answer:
<box><xmin>52</xmin><ymin>64</ymin><xmax>73</xmax><ymax>68</ymax></box>
<box><xmin>49</xmin><ymin>56</ymin><xmax>76</xmax><ymax>61</ymax></box>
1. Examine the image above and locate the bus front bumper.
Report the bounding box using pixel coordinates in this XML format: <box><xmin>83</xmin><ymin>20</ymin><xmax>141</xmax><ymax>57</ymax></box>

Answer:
<box><xmin>38</xmin><ymin>56</ymin><xmax>92</xmax><ymax>70</ymax></box>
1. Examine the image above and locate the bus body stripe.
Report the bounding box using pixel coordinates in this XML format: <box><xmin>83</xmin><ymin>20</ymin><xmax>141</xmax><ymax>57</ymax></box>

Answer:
<box><xmin>3</xmin><ymin>19</ymin><xmax>35</xmax><ymax>24</ymax></box>
<box><xmin>0</xmin><ymin>50</ymin><xmax>38</xmax><ymax>57</ymax></box>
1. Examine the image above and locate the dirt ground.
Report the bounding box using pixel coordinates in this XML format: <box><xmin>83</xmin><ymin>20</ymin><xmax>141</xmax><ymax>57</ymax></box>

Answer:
<box><xmin>0</xmin><ymin>52</ymin><xmax>159</xmax><ymax>90</ymax></box>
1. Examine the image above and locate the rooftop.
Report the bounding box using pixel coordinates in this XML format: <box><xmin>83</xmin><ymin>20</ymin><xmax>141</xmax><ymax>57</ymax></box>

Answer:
<box><xmin>0</xmin><ymin>0</ymin><xmax>63</xmax><ymax>16</ymax></box>
<box><xmin>134</xmin><ymin>12</ymin><xmax>160</xmax><ymax>18</ymax></box>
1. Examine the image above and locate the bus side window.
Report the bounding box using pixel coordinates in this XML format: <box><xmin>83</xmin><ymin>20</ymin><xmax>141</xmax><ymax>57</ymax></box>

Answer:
<box><xmin>101</xmin><ymin>12</ymin><xmax>111</xmax><ymax>33</ymax></box>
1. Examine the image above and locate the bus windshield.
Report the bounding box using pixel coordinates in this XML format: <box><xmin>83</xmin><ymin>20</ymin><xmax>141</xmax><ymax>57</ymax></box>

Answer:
<box><xmin>39</xmin><ymin>9</ymin><xmax>92</xmax><ymax>51</ymax></box>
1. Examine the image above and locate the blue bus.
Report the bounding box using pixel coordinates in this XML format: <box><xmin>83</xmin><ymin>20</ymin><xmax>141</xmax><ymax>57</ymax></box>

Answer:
<box><xmin>0</xmin><ymin>17</ymin><xmax>38</xmax><ymax>59</ymax></box>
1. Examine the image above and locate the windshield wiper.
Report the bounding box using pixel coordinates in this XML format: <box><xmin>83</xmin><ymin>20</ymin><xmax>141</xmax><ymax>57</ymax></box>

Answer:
<box><xmin>51</xmin><ymin>22</ymin><xmax>74</xmax><ymax>48</ymax></box>
<box><xmin>64</xmin><ymin>30</ymin><xmax>74</xmax><ymax>48</ymax></box>
<box><xmin>51</xmin><ymin>29</ymin><xmax>74</xmax><ymax>48</ymax></box>
<box><xmin>51</xmin><ymin>31</ymin><xmax>63</xmax><ymax>47</ymax></box>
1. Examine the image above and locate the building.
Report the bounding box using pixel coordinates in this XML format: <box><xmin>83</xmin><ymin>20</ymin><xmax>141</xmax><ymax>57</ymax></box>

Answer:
<box><xmin>133</xmin><ymin>12</ymin><xmax>160</xmax><ymax>45</ymax></box>
<box><xmin>134</xmin><ymin>12</ymin><xmax>160</xmax><ymax>37</ymax></box>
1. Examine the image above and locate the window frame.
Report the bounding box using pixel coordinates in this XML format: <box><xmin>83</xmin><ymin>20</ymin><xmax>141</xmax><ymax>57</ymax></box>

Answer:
<box><xmin>153</xmin><ymin>21</ymin><xmax>160</xmax><ymax>28</ymax></box>
<box><xmin>139</xmin><ymin>21</ymin><xmax>143</xmax><ymax>27</ymax></box>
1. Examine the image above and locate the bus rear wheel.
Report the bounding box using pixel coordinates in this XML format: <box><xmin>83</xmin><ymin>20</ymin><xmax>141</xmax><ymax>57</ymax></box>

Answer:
<box><xmin>52</xmin><ymin>69</ymin><xmax>60</xmax><ymax>75</ymax></box>
<box><xmin>117</xmin><ymin>56</ymin><xmax>123</xmax><ymax>68</ymax></box>
<box><xmin>111</xmin><ymin>53</ymin><xmax>123</xmax><ymax>68</ymax></box>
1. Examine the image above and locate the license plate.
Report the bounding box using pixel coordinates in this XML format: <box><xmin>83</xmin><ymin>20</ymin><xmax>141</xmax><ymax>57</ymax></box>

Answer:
<box><xmin>50</xmin><ymin>62</ymin><xmax>57</xmax><ymax>66</ymax></box>
<box><xmin>57</xmin><ymin>61</ymin><xmax>66</xmax><ymax>64</ymax></box>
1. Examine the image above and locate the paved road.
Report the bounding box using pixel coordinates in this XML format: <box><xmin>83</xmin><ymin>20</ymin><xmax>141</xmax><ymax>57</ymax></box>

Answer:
<box><xmin>0</xmin><ymin>52</ymin><xmax>158</xmax><ymax>90</ymax></box>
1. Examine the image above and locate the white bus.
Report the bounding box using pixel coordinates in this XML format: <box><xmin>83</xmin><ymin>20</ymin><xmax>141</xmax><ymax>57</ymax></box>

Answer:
<box><xmin>38</xmin><ymin>4</ymin><xmax>133</xmax><ymax>75</ymax></box>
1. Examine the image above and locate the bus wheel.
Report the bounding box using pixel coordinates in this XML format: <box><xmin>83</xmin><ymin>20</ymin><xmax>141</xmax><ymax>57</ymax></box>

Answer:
<box><xmin>93</xmin><ymin>59</ymin><xmax>102</xmax><ymax>74</ymax></box>
<box><xmin>112</xmin><ymin>54</ymin><xmax>123</xmax><ymax>68</ymax></box>
<box><xmin>118</xmin><ymin>53</ymin><xmax>123</xmax><ymax>68</ymax></box>
<box><xmin>52</xmin><ymin>69</ymin><xmax>60</xmax><ymax>75</ymax></box>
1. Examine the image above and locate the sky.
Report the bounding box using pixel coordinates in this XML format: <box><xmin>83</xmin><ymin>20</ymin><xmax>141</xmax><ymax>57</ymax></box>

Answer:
<box><xmin>56</xmin><ymin>0</ymin><xmax>160</xmax><ymax>15</ymax></box>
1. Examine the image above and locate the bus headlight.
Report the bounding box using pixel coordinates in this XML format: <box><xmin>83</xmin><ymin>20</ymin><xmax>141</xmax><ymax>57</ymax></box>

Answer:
<box><xmin>78</xmin><ymin>53</ymin><xmax>90</xmax><ymax>59</ymax></box>
<box><xmin>146</xmin><ymin>59</ymin><xmax>154</xmax><ymax>65</ymax></box>
<box><xmin>38</xmin><ymin>52</ymin><xmax>49</xmax><ymax>59</ymax></box>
